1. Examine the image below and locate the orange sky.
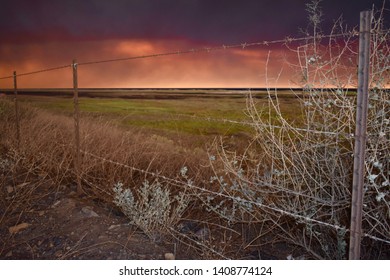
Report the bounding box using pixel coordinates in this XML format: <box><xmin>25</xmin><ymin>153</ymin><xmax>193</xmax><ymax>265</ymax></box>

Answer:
<box><xmin>1</xmin><ymin>1</ymin><xmax>386</xmax><ymax>89</ymax></box>
<box><xmin>0</xmin><ymin>38</ymin><xmax>306</xmax><ymax>89</ymax></box>
<box><xmin>0</xmin><ymin>37</ymin><xmax>363</xmax><ymax>89</ymax></box>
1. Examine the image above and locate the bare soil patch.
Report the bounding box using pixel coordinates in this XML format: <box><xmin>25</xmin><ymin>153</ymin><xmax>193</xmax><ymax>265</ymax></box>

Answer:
<box><xmin>0</xmin><ymin>171</ymin><xmax>197</xmax><ymax>260</ymax></box>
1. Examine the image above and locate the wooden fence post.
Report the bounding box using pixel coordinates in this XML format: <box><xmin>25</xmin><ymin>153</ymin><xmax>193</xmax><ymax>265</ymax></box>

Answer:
<box><xmin>13</xmin><ymin>71</ymin><xmax>20</xmax><ymax>149</ymax></box>
<box><xmin>72</xmin><ymin>59</ymin><xmax>82</xmax><ymax>194</ymax></box>
<box><xmin>349</xmin><ymin>10</ymin><xmax>372</xmax><ymax>260</ymax></box>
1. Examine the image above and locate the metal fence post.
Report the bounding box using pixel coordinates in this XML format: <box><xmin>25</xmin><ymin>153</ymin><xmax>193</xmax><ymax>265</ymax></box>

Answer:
<box><xmin>349</xmin><ymin>10</ymin><xmax>372</xmax><ymax>260</ymax></box>
<box><xmin>13</xmin><ymin>71</ymin><xmax>20</xmax><ymax>149</ymax></box>
<box><xmin>72</xmin><ymin>59</ymin><xmax>82</xmax><ymax>194</ymax></box>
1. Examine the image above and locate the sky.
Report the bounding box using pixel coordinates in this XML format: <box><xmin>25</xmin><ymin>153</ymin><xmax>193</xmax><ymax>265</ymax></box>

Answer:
<box><xmin>0</xmin><ymin>0</ymin><xmax>387</xmax><ymax>88</ymax></box>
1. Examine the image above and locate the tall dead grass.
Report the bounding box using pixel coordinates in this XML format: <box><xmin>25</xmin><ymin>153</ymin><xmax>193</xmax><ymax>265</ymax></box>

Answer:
<box><xmin>0</xmin><ymin>99</ymin><xmax>209</xmax><ymax>200</ymax></box>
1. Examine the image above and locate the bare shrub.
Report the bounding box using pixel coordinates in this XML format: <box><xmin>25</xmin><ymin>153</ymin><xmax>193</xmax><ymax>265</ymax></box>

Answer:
<box><xmin>203</xmin><ymin>3</ymin><xmax>389</xmax><ymax>259</ymax></box>
<box><xmin>361</xmin><ymin>5</ymin><xmax>389</xmax><ymax>246</ymax></box>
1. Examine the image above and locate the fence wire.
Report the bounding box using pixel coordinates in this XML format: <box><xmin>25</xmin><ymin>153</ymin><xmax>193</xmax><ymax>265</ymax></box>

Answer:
<box><xmin>80</xmin><ymin>149</ymin><xmax>390</xmax><ymax>246</ymax></box>
<box><xmin>0</xmin><ymin>64</ymin><xmax>71</xmax><ymax>80</ymax></box>
<box><xmin>164</xmin><ymin>112</ymin><xmax>354</xmax><ymax>138</ymax></box>
<box><xmin>0</xmin><ymin>32</ymin><xmax>357</xmax><ymax>80</ymax></box>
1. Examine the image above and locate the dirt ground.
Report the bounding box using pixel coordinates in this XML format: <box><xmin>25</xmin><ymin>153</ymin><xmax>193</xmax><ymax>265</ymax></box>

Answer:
<box><xmin>2</xmin><ymin>174</ymin><xmax>288</xmax><ymax>260</ymax></box>
<box><xmin>2</xmin><ymin>147</ymin><xmax>388</xmax><ymax>260</ymax></box>
<box><xmin>0</xmin><ymin>171</ymin><xmax>198</xmax><ymax>260</ymax></box>
<box><xmin>3</xmin><ymin>160</ymin><xmax>387</xmax><ymax>260</ymax></box>
<box><xmin>0</xmin><ymin>168</ymin><xmax>291</xmax><ymax>260</ymax></box>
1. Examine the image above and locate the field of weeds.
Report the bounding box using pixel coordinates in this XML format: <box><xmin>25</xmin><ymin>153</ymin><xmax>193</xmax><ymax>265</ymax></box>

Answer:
<box><xmin>0</xmin><ymin>93</ymin><xmax>274</xmax><ymax>259</ymax></box>
<box><xmin>14</xmin><ymin>91</ymin><xmax>301</xmax><ymax>136</ymax></box>
<box><xmin>1</xmin><ymin>86</ymin><xmax>388</xmax><ymax>260</ymax></box>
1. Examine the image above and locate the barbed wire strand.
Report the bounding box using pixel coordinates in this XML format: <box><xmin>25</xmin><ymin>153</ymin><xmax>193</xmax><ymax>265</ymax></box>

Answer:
<box><xmin>165</xmin><ymin>109</ymin><xmax>385</xmax><ymax>138</ymax></box>
<box><xmin>77</xmin><ymin>33</ymin><xmax>356</xmax><ymax>67</ymax></box>
<box><xmin>115</xmin><ymin>109</ymin><xmax>380</xmax><ymax>139</ymax></box>
<box><xmin>166</xmin><ymin>113</ymin><xmax>354</xmax><ymax>138</ymax></box>
<box><xmin>0</xmin><ymin>64</ymin><xmax>71</xmax><ymax>80</ymax></box>
<box><xmin>2</xmin><ymin>29</ymin><xmax>388</xmax><ymax>81</ymax></box>
<box><xmin>0</xmin><ymin>32</ymin><xmax>358</xmax><ymax>80</ymax></box>
<box><xmin>80</xmin><ymin>149</ymin><xmax>390</xmax><ymax>246</ymax></box>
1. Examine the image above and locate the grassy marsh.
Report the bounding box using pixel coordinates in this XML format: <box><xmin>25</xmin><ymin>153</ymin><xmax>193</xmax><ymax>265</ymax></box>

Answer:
<box><xmin>15</xmin><ymin>91</ymin><xmax>303</xmax><ymax>138</ymax></box>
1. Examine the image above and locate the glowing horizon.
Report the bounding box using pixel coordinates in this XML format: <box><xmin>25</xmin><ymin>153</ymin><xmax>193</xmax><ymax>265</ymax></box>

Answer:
<box><xmin>0</xmin><ymin>38</ymin><xmax>303</xmax><ymax>89</ymax></box>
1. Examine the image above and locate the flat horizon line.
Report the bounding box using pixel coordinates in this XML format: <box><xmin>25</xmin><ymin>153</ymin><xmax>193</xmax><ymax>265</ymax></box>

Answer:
<box><xmin>0</xmin><ymin>87</ymin><xmax>361</xmax><ymax>91</ymax></box>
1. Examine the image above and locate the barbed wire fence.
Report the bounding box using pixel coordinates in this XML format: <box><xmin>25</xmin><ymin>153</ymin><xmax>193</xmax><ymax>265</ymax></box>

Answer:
<box><xmin>0</xmin><ymin>11</ymin><xmax>389</xmax><ymax>259</ymax></box>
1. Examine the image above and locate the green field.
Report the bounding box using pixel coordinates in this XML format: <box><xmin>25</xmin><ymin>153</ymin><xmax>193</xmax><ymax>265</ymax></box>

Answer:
<box><xmin>15</xmin><ymin>90</ymin><xmax>302</xmax><ymax>139</ymax></box>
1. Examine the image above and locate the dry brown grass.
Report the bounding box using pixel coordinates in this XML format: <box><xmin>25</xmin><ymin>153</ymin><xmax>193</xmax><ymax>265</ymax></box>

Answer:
<box><xmin>0</xmin><ymin>98</ymin><xmax>260</xmax><ymax>259</ymax></box>
<box><xmin>0</xmin><ymin>99</ymin><xmax>210</xmax><ymax>200</ymax></box>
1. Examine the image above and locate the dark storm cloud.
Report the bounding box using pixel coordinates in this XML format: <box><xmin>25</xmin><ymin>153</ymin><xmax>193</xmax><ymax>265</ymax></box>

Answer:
<box><xmin>0</xmin><ymin>0</ymin><xmax>387</xmax><ymax>44</ymax></box>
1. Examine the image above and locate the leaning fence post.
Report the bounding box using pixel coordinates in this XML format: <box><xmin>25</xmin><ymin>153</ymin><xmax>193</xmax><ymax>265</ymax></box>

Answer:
<box><xmin>349</xmin><ymin>10</ymin><xmax>372</xmax><ymax>260</ymax></box>
<box><xmin>72</xmin><ymin>59</ymin><xmax>82</xmax><ymax>194</ymax></box>
<box><xmin>13</xmin><ymin>71</ymin><xmax>20</xmax><ymax>149</ymax></box>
